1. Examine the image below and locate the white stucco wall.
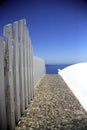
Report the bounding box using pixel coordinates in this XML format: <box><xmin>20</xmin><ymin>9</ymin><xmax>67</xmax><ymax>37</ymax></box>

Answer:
<box><xmin>59</xmin><ymin>62</ymin><xmax>87</xmax><ymax>112</ymax></box>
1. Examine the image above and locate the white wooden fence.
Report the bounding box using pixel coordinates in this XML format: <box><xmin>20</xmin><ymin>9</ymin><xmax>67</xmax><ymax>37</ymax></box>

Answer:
<box><xmin>33</xmin><ymin>56</ymin><xmax>45</xmax><ymax>86</ymax></box>
<box><xmin>0</xmin><ymin>19</ymin><xmax>45</xmax><ymax>130</ymax></box>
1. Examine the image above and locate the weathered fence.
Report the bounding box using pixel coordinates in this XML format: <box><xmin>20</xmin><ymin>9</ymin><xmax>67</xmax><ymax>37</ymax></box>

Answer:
<box><xmin>33</xmin><ymin>56</ymin><xmax>45</xmax><ymax>86</ymax></box>
<box><xmin>0</xmin><ymin>19</ymin><xmax>45</xmax><ymax>130</ymax></box>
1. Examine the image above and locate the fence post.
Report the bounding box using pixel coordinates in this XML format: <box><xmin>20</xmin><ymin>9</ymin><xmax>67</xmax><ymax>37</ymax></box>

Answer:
<box><xmin>19</xmin><ymin>20</ymin><xmax>25</xmax><ymax>114</ymax></box>
<box><xmin>0</xmin><ymin>37</ymin><xmax>7</xmax><ymax>130</ymax></box>
<box><xmin>4</xmin><ymin>24</ymin><xmax>15</xmax><ymax>130</ymax></box>
<box><xmin>13</xmin><ymin>21</ymin><xmax>21</xmax><ymax>122</ymax></box>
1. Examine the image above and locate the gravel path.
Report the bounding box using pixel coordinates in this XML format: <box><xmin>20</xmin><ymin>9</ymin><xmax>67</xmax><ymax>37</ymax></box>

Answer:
<box><xmin>15</xmin><ymin>74</ymin><xmax>87</xmax><ymax>130</ymax></box>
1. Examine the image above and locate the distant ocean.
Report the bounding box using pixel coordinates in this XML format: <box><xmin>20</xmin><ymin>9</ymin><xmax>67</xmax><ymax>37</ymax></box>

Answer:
<box><xmin>46</xmin><ymin>64</ymin><xmax>73</xmax><ymax>74</ymax></box>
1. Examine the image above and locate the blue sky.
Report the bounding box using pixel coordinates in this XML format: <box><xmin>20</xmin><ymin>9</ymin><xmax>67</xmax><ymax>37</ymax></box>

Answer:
<box><xmin>0</xmin><ymin>0</ymin><xmax>87</xmax><ymax>64</ymax></box>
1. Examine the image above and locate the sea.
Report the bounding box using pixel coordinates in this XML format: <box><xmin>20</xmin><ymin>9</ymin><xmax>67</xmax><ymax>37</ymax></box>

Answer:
<box><xmin>46</xmin><ymin>64</ymin><xmax>73</xmax><ymax>74</ymax></box>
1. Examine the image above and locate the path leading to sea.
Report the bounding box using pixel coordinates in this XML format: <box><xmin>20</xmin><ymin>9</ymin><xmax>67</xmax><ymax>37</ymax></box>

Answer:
<box><xmin>15</xmin><ymin>75</ymin><xmax>87</xmax><ymax>130</ymax></box>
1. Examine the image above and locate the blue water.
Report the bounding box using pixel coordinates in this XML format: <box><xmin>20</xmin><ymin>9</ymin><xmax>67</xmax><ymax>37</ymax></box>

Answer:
<box><xmin>46</xmin><ymin>64</ymin><xmax>72</xmax><ymax>74</ymax></box>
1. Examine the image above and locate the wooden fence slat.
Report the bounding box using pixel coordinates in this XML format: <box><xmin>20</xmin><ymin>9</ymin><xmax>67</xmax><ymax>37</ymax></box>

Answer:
<box><xmin>19</xmin><ymin>20</ymin><xmax>25</xmax><ymax>114</ymax></box>
<box><xmin>31</xmin><ymin>41</ymin><xmax>34</xmax><ymax>98</ymax></box>
<box><xmin>13</xmin><ymin>21</ymin><xmax>21</xmax><ymax>122</ymax></box>
<box><xmin>25</xmin><ymin>26</ymin><xmax>29</xmax><ymax>105</ymax></box>
<box><xmin>28</xmin><ymin>40</ymin><xmax>32</xmax><ymax>100</ymax></box>
<box><xmin>0</xmin><ymin>37</ymin><xmax>7</xmax><ymax>130</ymax></box>
<box><xmin>31</xmin><ymin>45</ymin><xmax>34</xmax><ymax>97</ymax></box>
<box><xmin>23</xmin><ymin>21</ymin><xmax>28</xmax><ymax>107</ymax></box>
<box><xmin>26</xmin><ymin>28</ymin><xmax>29</xmax><ymax>103</ymax></box>
<box><xmin>29</xmin><ymin>40</ymin><xmax>34</xmax><ymax>99</ymax></box>
<box><xmin>28</xmin><ymin>37</ymin><xmax>31</xmax><ymax>100</ymax></box>
<box><xmin>4</xmin><ymin>24</ymin><xmax>15</xmax><ymax>130</ymax></box>
<box><xmin>27</xmin><ymin>29</ymin><xmax>31</xmax><ymax>103</ymax></box>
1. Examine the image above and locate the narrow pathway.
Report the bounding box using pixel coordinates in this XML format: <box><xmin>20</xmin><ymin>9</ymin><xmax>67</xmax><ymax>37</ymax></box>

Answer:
<box><xmin>15</xmin><ymin>75</ymin><xmax>87</xmax><ymax>130</ymax></box>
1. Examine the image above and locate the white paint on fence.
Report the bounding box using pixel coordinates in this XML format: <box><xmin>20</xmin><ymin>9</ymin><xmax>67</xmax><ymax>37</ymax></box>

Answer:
<box><xmin>30</xmin><ymin>42</ymin><xmax>34</xmax><ymax>99</ymax></box>
<box><xmin>0</xmin><ymin>37</ymin><xmax>7</xmax><ymax>130</ymax></box>
<box><xmin>33</xmin><ymin>56</ymin><xmax>45</xmax><ymax>86</ymax></box>
<box><xmin>26</xmin><ymin>29</ymin><xmax>31</xmax><ymax>103</ymax></box>
<box><xmin>0</xmin><ymin>19</ymin><xmax>45</xmax><ymax>130</ymax></box>
<box><xmin>29</xmin><ymin>39</ymin><xmax>33</xmax><ymax>99</ymax></box>
<box><xmin>19</xmin><ymin>20</ymin><xmax>25</xmax><ymax>114</ymax></box>
<box><xmin>13</xmin><ymin>21</ymin><xmax>21</xmax><ymax>122</ymax></box>
<box><xmin>24</xmin><ymin>21</ymin><xmax>28</xmax><ymax>108</ymax></box>
<box><xmin>4</xmin><ymin>24</ymin><xmax>15</xmax><ymax>130</ymax></box>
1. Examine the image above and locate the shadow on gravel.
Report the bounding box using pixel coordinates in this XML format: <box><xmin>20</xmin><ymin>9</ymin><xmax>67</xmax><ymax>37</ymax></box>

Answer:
<box><xmin>24</xmin><ymin>118</ymin><xmax>87</xmax><ymax>130</ymax></box>
<box><xmin>59</xmin><ymin>118</ymin><xmax>87</xmax><ymax>130</ymax></box>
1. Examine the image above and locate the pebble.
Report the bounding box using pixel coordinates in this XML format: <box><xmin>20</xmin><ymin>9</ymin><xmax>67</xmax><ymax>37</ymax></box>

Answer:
<box><xmin>15</xmin><ymin>75</ymin><xmax>87</xmax><ymax>130</ymax></box>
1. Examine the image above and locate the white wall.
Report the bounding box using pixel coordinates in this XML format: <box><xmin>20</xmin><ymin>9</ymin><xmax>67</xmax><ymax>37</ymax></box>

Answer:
<box><xmin>33</xmin><ymin>56</ymin><xmax>45</xmax><ymax>86</ymax></box>
<box><xmin>59</xmin><ymin>62</ymin><xmax>87</xmax><ymax>112</ymax></box>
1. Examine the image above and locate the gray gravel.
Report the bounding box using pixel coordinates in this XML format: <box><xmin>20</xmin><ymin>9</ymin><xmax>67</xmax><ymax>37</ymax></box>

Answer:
<box><xmin>15</xmin><ymin>74</ymin><xmax>87</xmax><ymax>130</ymax></box>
